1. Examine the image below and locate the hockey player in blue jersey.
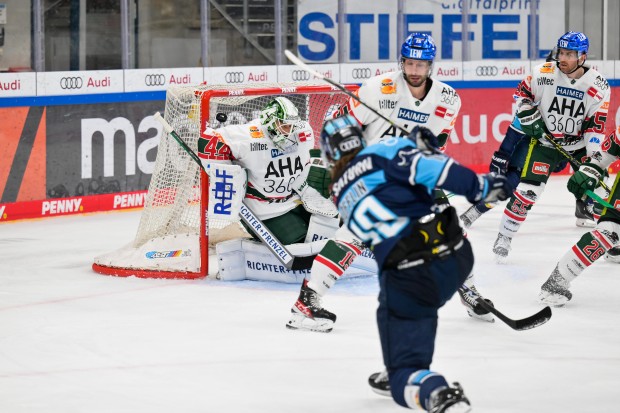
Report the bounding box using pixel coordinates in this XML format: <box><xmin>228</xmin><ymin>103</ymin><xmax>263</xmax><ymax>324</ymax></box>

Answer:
<box><xmin>319</xmin><ymin>115</ymin><xmax>512</xmax><ymax>413</ymax></box>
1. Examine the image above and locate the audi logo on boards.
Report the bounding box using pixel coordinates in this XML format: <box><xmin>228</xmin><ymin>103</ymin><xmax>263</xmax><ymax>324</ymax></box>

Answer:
<box><xmin>59</xmin><ymin>77</ymin><xmax>84</xmax><ymax>90</ymax></box>
<box><xmin>352</xmin><ymin>68</ymin><xmax>371</xmax><ymax>79</ymax></box>
<box><xmin>475</xmin><ymin>66</ymin><xmax>499</xmax><ymax>76</ymax></box>
<box><xmin>225</xmin><ymin>72</ymin><xmax>245</xmax><ymax>84</ymax></box>
<box><xmin>291</xmin><ymin>70</ymin><xmax>311</xmax><ymax>81</ymax></box>
<box><xmin>145</xmin><ymin>74</ymin><xmax>166</xmax><ymax>86</ymax></box>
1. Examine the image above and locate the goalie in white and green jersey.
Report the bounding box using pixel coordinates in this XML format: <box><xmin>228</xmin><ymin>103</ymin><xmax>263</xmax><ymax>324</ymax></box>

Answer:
<box><xmin>198</xmin><ymin>96</ymin><xmax>372</xmax><ymax>332</ymax></box>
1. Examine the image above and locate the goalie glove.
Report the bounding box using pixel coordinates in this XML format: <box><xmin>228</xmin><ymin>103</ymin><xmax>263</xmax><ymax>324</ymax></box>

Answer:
<box><xmin>516</xmin><ymin>103</ymin><xmax>546</xmax><ymax>139</ymax></box>
<box><xmin>567</xmin><ymin>162</ymin><xmax>604</xmax><ymax>200</ymax></box>
<box><xmin>292</xmin><ymin>179</ymin><xmax>339</xmax><ymax>218</ymax></box>
<box><xmin>306</xmin><ymin>149</ymin><xmax>331</xmax><ymax>198</ymax></box>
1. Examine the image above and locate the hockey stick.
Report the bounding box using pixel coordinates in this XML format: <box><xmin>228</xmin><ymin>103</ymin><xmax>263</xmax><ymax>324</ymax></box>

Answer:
<box><xmin>284</xmin><ymin>50</ymin><xmax>410</xmax><ymax>137</ymax></box>
<box><xmin>460</xmin><ymin>284</ymin><xmax>552</xmax><ymax>331</ymax></box>
<box><xmin>539</xmin><ymin>132</ymin><xmax>612</xmax><ymax>194</ymax></box>
<box><xmin>153</xmin><ymin>111</ymin><xmax>315</xmax><ymax>271</ymax></box>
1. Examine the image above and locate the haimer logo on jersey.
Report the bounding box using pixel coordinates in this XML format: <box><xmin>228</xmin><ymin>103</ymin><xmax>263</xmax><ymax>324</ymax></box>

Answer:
<box><xmin>556</xmin><ymin>86</ymin><xmax>584</xmax><ymax>100</ymax></box>
<box><xmin>397</xmin><ymin>108</ymin><xmax>430</xmax><ymax>123</ymax></box>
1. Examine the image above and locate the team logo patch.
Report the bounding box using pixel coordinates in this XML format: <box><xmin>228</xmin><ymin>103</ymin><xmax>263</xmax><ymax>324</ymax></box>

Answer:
<box><xmin>380</xmin><ymin>78</ymin><xmax>396</xmax><ymax>94</ymax></box>
<box><xmin>532</xmin><ymin>161</ymin><xmax>550</xmax><ymax>175</ymax></box>
<box><xmin>249</xmin><ymin>125</ymin><xmax>264</xmax><ymax>138</ymax></box>
<box><xmin>540</xmin><ymin>63</ymin><xmax>555</xmax><ymax>74</ymax></box>
<box><xmin>434</xmin><ymin>106</ymin><xmax>454</xmax><ymax>119</ymax></box>
<box><xmin>397</xmin><ymin>108</ymin><xmax>430</xmax><ymax>123</ymax></box>
<box><xmin>298</xmin><ymin>131</ymin><xmax>310</xmax><ymax>142</ymax></box>
<box><xmin>587</xmin><ymin>87</ymin><xmax>603</xmax><ymax>102</ymax></box>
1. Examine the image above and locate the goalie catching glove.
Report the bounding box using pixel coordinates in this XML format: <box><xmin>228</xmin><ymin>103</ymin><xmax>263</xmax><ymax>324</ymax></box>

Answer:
<box><xmin>567</xmin><ymin>162</ymin><xmax>605</xmax><ymax>200</ymax></box>
<box><xmin>292</xmin><ymin>178</ymin><xmax>338</xmax><ymax>218</ymax></box>
<box><xmin>517</xmin><ymin>102</ymin><xmax>547</xmax><ymax>139</ymax></box>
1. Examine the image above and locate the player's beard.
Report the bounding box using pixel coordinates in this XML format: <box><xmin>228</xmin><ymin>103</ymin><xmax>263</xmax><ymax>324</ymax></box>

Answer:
<box><xmin>404</xmin><ymin>73</ymin><xmax>428</xmax><ymax>88</ymax></box>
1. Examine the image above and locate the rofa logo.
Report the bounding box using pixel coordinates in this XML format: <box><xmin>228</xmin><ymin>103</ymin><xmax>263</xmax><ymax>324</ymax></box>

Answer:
<box><xmin>249</xmin><ymin>126</ymin><xmax>264</xmax><ymax>138</ymax></box>
<box><xmin>532</xmin><ymin>162</ymin><xmax>550</xmax><ymax>175</ymax></box>
<box><xmin>380</xmin><ymin>79</ymin><xmax>396</xmax><ymax>94</ymax></box>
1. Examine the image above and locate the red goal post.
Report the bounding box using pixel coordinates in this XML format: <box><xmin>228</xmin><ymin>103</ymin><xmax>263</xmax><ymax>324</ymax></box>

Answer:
<box><xmin>92</xmin><ymin>81</ymin><xmax>359</xmax><ymax>279</ymax></box>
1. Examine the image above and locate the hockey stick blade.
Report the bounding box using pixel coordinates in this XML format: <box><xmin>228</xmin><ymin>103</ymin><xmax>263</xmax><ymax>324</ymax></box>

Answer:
<box><xmin>476</xmin><ymin>298</ymin><xmax>552</xmax><ymax>331</ymax></box>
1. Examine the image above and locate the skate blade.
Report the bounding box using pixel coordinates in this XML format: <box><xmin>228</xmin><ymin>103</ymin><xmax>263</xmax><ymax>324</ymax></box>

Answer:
<box><xmin>286</xmin><ymin>313</ymin><xmax>334</xmax><ymax>333</ymax></box>
<box><xmin>466</xmin><ymin>309</ymin><xmax>495</xmax><ymax>323</ymax></box>
<box><xmin>575</xmin><ymin>218</ymin><xmax>596</xmax><ymax>228</ymax></box>
<box><xmin>538</xmin><ymin>291</ymin><xmax>569</xmax><ymax>307</ymax></box>
<box><xmin>493</xmin><ymin>252</ymin><xmax>509</xmax><ymax>264</ymax></box>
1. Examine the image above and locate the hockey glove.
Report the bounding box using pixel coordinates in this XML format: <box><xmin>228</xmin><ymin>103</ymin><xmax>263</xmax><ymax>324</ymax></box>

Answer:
<box><xmin>408</xmin><ymin>126</ymin><xmax>440</xmax><ymax>153</ymax></box>
<box><xmin>516</xmin><ymin>104</ymin><xmax>546</xmax><ymax>139</ymax></box>
<box><xmin>476</xmin><ymin>173</ymin><xmax>513</xmax><ymax>203</ymax></box>
<box><xmin>292</xmin><ymin>179</ymin><xmax>339</xmax><ymax>218</ymax></box>
<box><xmin>306</xmin><ymin>148</ymin><xmax>331</xmax><ymax>198</ymax></box>
<box><xmin>567</xmin><ymin>162</ymin><xmax>604</xmax><ymax>200</ymax></box>
<box><xmin>489</xmin><ymin>151</ymin><xmax>510</xmax><ymax>174</ymax></box>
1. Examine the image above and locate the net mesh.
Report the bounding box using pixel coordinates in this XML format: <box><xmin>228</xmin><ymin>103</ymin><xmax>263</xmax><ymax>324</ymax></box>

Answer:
<box><xmin>133</xmin><ymin>82</ymin><xmax>353</xmax><ymax>251</ymax></box>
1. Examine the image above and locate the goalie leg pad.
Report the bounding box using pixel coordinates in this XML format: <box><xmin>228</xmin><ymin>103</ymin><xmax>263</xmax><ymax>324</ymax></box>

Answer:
<box><xmin>216</xmin><ymin>239</ymin><xmax>313</xmax><ymax>283</ymax></box>
<box><xmin>304</xmin><ymin>214</ymin><xmax>340</xmax><ymax>243</ymax></box>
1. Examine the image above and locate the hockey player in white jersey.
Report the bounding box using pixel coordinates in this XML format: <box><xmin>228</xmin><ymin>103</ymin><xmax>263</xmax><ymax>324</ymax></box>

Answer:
<box><xmin>539</xmin><ymin>127</ymin><xmax>620</xmax><ymax>307</ymax></box>
<box><xmin>336</xmin><ymin>35</ymin><xmax>460</xmax><ymax>148</ymax></box>
<box><xmin>491</xmin><ymin>31</ymin><xmax>611</xmax><ymax>261</ymax></box>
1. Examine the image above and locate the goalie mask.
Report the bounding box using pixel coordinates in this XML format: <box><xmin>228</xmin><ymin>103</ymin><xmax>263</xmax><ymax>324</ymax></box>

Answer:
<box><xmin>260</xmin><ymin>97</ymin><xmax>301</xmax><ymax>152</ymax></box>
<box><xmin>320</xmin><ymin>115</ymin><xmax>365</xmax><ymax>165</ymax></box>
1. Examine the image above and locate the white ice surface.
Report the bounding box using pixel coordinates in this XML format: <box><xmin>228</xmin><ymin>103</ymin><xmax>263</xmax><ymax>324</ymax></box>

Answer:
<box><xmin>1</xmin><ymin>175</ymin><xmax>619</xmax><ymax>413</ymax></box>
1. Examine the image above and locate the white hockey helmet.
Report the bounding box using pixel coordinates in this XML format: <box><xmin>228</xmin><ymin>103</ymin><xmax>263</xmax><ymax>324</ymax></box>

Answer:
<box><xmin>259</xmin><ymin>96</ymin><xmax>301</xmax><ymax>152</ymax></box>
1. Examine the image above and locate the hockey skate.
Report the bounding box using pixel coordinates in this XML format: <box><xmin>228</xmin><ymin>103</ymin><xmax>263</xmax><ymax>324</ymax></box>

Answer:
<box><xmin>605</xmin><ymin>246</ymin><xmax>620</xmax><ymax>263</ymax></box>
<box><xmin>539</xmin><ymin>265</ymin><xmax>572</xmax><ymax>307</ymax></box>
<box><xmin>492</xmin><ymin>233</ymin><xmax>512</xmax><ymax>261</ymax></box>
<box><xmin>429</xmin><ymin>382</ymin><xmax>472</xmax><ymax>413</ymax></box>
<box><xmin>368</xmin><ymin>369</ymin><xmax>391</xmax><ymax>397</ymax></box>
<box><xmin>575</xmin><ymin>199</ymin><xmax>596</xmax><ymax>228</ymax></box>
<box><xmin>286</xmin><ymin>280</ymin><xmax>336</xmax><ymax>333</ymax></box>
<box><xmin>458</xmin><ymin>285</ymin><xmax>494</xmax><ymax>323</ymax></box>
<box><xmin>459</xmin><ymin>205</ymin><xmax>483</xmax><ymax>229</ymax></box>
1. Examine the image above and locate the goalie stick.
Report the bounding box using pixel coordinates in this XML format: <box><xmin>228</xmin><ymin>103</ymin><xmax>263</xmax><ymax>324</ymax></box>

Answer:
<box><xmin>153</xmin><ymin>111</ymin><xmax>315</xmax><ymax>271</ymax></box>
<box><xmin>460</xmin><ymin>284</ymin><xmax>552</xmax><ymax>331</ymax></box>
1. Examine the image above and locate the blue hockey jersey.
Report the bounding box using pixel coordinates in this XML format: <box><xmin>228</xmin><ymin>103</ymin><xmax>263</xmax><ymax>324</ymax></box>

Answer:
<box><xmin>332</xmin><ymin>137</ymin><xmax>487</xmax><ymax>268</ymax></box>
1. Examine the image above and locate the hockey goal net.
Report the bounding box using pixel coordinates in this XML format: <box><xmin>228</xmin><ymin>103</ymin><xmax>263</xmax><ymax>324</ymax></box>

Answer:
<box><xmin>92</xmin><ymin>81</ymin><xmax>358</xmax><ymax>279</ymax></box>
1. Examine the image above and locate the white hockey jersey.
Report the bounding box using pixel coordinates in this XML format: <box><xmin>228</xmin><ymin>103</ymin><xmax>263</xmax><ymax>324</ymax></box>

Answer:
<box><xmin>515</xmin><ymin>62</ymin><xmax>610</xmax><ymax>153</ymax></box>
<box><xmin>200</xmin><ymin>119</ymin><xmax>314</xmax><ymax>220</ymax></box>
<box><xmin>341</xmin><ymin>70</ymin><xmax>461</xmax><ymax>146</ymax></box>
